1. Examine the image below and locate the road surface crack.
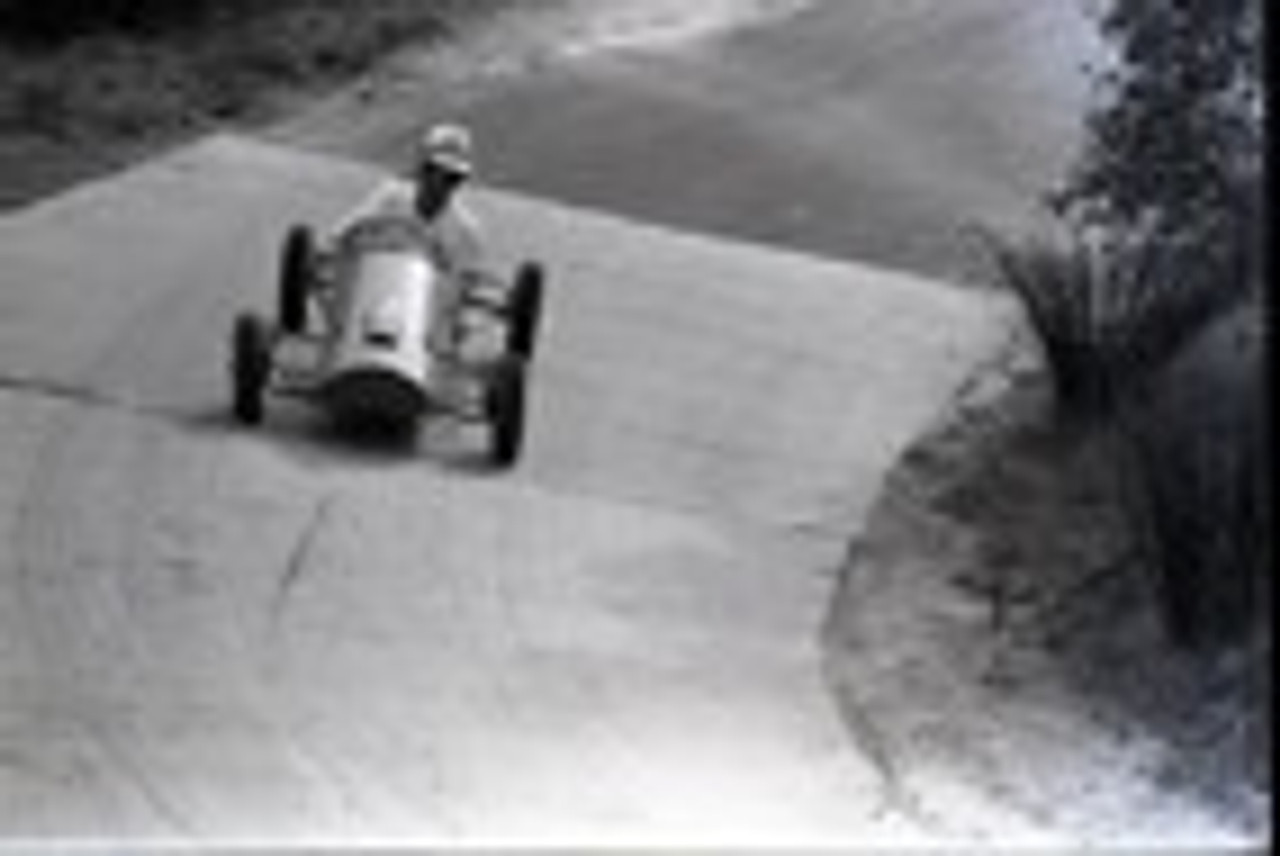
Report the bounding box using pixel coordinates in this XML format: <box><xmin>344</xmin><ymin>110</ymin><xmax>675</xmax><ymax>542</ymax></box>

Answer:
<box><xmin>0</xmin><ymin>372</ymin><xmax>171</xmax><ymax>421</ymax></box>
<box><xmin>85</xmin><ymin>719</ymin><xmax>192</xmax><ymax>836</ymax></box>
<box><xmin>270</xmin><ymin>494</ymin><xmax>338</xmax><ymax>629</ymax></box>
<box><xmin>0</xmin><ymin>373</ymin><xmax>117</xmax><ymax>409</ymax></box>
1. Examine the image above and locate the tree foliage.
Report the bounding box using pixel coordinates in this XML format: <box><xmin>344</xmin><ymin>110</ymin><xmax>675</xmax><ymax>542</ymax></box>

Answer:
<box><xmin>999</xmin><ymin>0</ymin><xmax>1268</xmax><ymax>649</ymax></box>
<box><xmin>1052</xmin><ymin>0</ymin><xmax>1264</xmax><ymax>296</ymax></box>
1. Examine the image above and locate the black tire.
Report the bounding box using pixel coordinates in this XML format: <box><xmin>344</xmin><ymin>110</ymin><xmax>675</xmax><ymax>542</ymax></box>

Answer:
<box><xmin>231</xmin><ymin>313</ymin><xmax>272</xmax><ymax>425</ymax></box>
<box><xmin>486</xmin><ymin>359</ymin><xmax>527</xmax><ymax>468</ymax></box>
<box><xmin>507</xmin><ymin>262</ymin><xmax>545</xmax><ymax>361</ymax></box>
<box><xmin>279</xmin><ymin>225</ymin><xmax>315</xmax><ymax>335</ymax></box>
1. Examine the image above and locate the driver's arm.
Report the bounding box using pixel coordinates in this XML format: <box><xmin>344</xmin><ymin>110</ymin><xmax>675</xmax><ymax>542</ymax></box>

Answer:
<box><xmin>444</xmin><ymin>206</ymin><xmax>489</xmax><ymax>287</ymax></box>
<box><xmin>325</xmin><ymin>180</ymin><xmax>404</xmax><ymax>246</ymax></box>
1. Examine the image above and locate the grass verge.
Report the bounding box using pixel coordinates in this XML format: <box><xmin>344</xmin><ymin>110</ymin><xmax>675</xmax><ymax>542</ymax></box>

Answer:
<box><xmin>0</xmin><ymin>0</ymin><xmax>514</xmax><ymax>208</ymax></box>
<box><xmin>827</xmin><ymin>332</ymin><xmax>1269</xmax><ymax>839</ymax></box>
<box><xmin>977</xmin><ymin>228</ymin><xmax>1267</xmax><ymax>649</ymax></box>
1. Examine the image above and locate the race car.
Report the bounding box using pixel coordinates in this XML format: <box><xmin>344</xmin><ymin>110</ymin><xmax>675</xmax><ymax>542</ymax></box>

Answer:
<box><xmin>228</xmin><ymin>213</ymin><xmax>545</xmax><ymax>467</ymax></box>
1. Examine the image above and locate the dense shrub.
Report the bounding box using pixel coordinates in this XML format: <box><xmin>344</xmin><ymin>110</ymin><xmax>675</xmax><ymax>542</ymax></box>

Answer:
<box><xmin>990</xmin><ymin>0</ymin><xmax>1266</xmax><ymax>648</ymax></box>
<box><xmin>983</xmin><ymin>228</ymin><xmax>1245</xmax><ymax>421</ymax></box>
<box><xmin>1051</xmin><ymin>0</ymin><xmax>1264</xmax><ymax>287</ymax></box>
<box><xmin>1115</xmin><ymin>305</ymin><xmax>1270</xmax><ymax>647</ymax></box>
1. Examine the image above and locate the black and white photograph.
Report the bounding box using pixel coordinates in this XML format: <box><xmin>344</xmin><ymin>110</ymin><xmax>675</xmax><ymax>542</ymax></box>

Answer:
<box><xmin>0</xmin><ymin>0</ymin><xmax>1268</xmax><ymax>850</ymax></box>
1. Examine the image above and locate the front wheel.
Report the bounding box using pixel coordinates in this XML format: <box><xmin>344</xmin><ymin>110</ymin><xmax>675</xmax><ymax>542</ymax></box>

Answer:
<box><xmin>278</xmin><ymin>225</ymin><xmax>316</xmax><ymax>335</ymax></box>
<box><xmin>231</xmin><ymin>313</ymin><xmax>272</xmax><ymax>425</ymax></box>
<box><xmin>506</xmin><ymin>262</ymin><xmax>545</xmax><ymax>361</ymax></box>
<box><xmin>486</xmin><ymin>359</ymin><xmax>527</xmax><ymax>468</ymax></box>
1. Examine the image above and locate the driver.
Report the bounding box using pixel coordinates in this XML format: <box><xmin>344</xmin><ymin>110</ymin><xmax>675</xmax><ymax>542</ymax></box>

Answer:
<box><xmin>338</xmin><ymin>122</ymin><xmax>486</xmax><ymax>280</ymax></box>
<box><xmin>321</xmin><ymin>123</ymin><xmax>488</xmax><ymax>349</ymax></box>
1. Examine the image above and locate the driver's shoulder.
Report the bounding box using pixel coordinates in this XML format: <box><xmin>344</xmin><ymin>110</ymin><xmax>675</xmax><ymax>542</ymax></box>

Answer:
<box><xmin>368</xmin><ymin>184</ymin><xmax>418</xmax><ymax>219</ymax></box>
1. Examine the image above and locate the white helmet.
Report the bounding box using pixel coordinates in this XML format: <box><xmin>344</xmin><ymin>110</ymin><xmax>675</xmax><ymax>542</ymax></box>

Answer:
<box><xmin>418</xmin><ymin>123</ymin><xmax>474</xmax><ymax>178</ymax></box>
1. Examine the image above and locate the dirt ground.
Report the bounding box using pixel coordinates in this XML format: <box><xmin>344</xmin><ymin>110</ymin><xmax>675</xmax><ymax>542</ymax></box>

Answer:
<box><xmin>825</xmin><ymin>320</ymin><xmax>1271</xmax><ymax>843</ymax></box>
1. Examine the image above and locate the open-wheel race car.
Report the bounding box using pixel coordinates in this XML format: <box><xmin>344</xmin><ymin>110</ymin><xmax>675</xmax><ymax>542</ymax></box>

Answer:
<box><xmin>228</xmin><ymin>214</ymin><xmax>545</xmax><ymax>467</ymax></box>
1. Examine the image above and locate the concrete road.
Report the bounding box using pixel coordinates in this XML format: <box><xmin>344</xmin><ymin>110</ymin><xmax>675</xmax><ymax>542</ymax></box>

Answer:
<box><xmin>272</xmin><ymin>0</ymin><xmax>1098</xmax><ymax>281</ymax></box>
<box><xmin>0</xmin><ymin>136</ymin><xmax>1010</xmax><ymax>842</ymax></box>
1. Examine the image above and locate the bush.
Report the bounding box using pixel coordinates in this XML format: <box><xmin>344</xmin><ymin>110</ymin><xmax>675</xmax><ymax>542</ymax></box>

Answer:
<box><xmin>980</xmin><ymin>229</ymin><xmax>1233</xmax><ymax>420</ymax></box>
<box><xmin>1050</xmin><ymin>0</ymin><xmax>1263</xmax><ymax>313</ymax></box>
<box><xmin>1115</xmin><ymin>304</ymin><xmax>1269</xmax><ymax>648</ymax></box>
<box><xmin>984</xmin><ymin>226</ymin><xmax>1265</xmax><ymax>649</ymax></box>
<box><xmin>986</xmin><ymin>0</ymin><xmax>1266</xmax><ymax>651</ymax></box>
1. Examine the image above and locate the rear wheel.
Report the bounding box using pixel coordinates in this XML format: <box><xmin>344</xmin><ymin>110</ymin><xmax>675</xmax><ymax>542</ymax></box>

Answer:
<box><xmin>279</xmin><ymin>225</ymin><xmax>315</xmax><ymax>334</ymax></box>
<box><xmin>486</xmin><ymin>359</ymin><xmax>527</xmax><ymax>468</ymax></box>
<box><xmin>507</xmin><ymin>262</ymin><xmax>545</xmax><ymax>361</ymax></box>
<box><xmin>231</xmin><ymin>313</ymin><xmax>272</xmax><ymax>425</ymax></box>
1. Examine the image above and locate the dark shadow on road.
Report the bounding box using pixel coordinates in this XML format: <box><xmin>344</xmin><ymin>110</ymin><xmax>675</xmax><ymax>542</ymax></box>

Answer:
<box><xmin>176</xmin><ymin>399</ymin><xmax>508</xmax><ymax>476</ymax></box>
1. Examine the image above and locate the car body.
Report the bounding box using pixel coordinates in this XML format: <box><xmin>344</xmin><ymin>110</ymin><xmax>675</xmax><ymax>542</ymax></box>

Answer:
<box><xmin>229</xmin><ymin>212</ymin><xmax>545</xmax><ymax>466</ymax></box>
